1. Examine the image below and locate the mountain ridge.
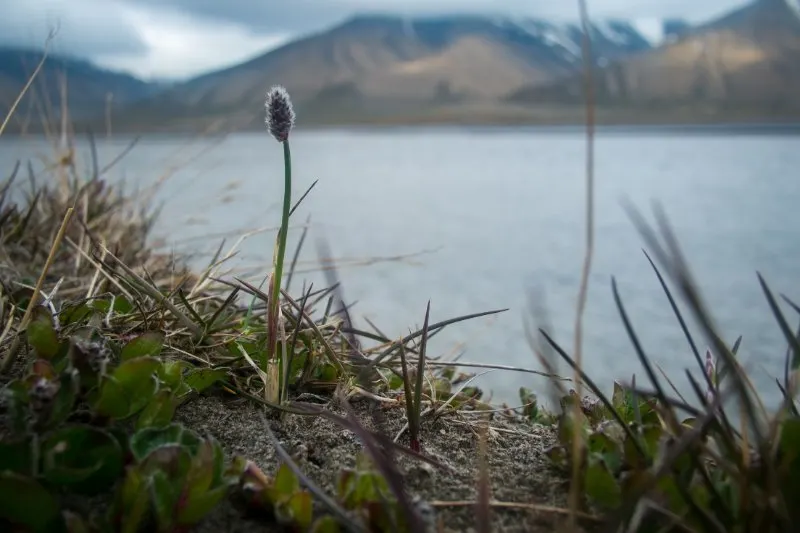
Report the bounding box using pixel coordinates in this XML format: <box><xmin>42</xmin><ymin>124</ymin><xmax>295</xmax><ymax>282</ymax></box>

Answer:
<box><xmin>116</xmin><ymin>13</ymin><xmax>667</xmax><ymax>131</ymax></box>
<box><xmin>507</xmin><ymin>0</ymin><xmax>800</xmax><ymax>116</ymax></box>
<box><xmin>4</xmin><ymin>1</ymin><xmax>798</xmax><ymax>132</ymax></box>
<box><xmin>0</xmin><ymin>46</ymin><xmax>160</xmax><ymax>127</ymax></box>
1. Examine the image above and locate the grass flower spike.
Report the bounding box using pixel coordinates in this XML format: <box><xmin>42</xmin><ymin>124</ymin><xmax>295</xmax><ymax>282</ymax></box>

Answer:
<box><xmin>265</xmin><ymin>85</ymin><xmax>295</xmax><ymax>142</ymax></box>
<box><xmin>265</xmin><ymin>85</ymin><xmax>295</xmax><ymax>405</ymax></box>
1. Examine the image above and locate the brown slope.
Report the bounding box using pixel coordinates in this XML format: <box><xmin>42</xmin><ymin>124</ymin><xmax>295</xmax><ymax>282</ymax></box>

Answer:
<box><xmin>507</xmin><ymin>0</ymin><xmax>800</xmax><ymax>116</ymax></box>
<box><xmin>120</xmin><ymin>15</ymin><xmax>652</xmax><ymax>131</ymax></box>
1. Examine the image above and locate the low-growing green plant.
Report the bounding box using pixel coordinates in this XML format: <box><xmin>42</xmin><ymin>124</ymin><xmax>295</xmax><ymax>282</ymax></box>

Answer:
<box><xmin>0</xmin><ymin>296</ymin><xmax>235</xmax><ymax>532</ymax></box>
<box><xmin>335</xmin><ymin>452</ymin><xmax>410</xmax><ymax>531</ymax></box>
<box><xmin>111</xmin><ymin>424</ymin><xmax>242</xmax><ymax>533</ymax></box>
<box><xmin>533</xmin><ymin>209</ymin><xmax>800</xmax><ymax>532</ymax></box>
<box><xmin>238</xmin><ymin>458</ymin><xmax>341</xmax><ymax>532</ymax></box>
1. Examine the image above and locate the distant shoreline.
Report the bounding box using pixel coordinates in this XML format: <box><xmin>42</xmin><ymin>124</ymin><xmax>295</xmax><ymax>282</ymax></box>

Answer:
<box><xmin>5</xmin><ymin>114</ymin><xmax>800</xmax><ymax>138</ymax></box>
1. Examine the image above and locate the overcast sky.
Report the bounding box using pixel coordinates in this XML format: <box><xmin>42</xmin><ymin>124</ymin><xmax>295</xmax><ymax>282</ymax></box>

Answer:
<box><xmin>1</xmin><ymin>0</ymin><xmax>749</xmax><ymax>80</ymax></box>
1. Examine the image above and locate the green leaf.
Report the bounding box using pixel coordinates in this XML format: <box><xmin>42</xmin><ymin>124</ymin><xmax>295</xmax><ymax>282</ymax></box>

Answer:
<box><xmin>5</xmin><ymin>380</ymin><xmax>31</xmax><ymax>434</ymax></box>
<box><xmin>120</xmin><ymin>332</ymin><xmax>165</xmax><ymax>361</ymax></box>
<box><xmin>41</xmin><ymin>425</ymin><xmax>124</xmax><ymax>495</ymax></box>
<box><xmin>315</xmin><ymin>363</ymin><xmax>338</xmax><ymax>382</ymax></box>
<box><xmin>130</xmin><ymin>424</ymin><xmax>202</xmax><ymax>463</ymax></box>
<box><xmin>89</xmin><ymin>296</ymin><xmax>134</xmax><ymax>315</ymax></box>
<box><xmin>185</xmin><ymin>368</ymin><xmax>228</xmax><ymax>393</ymax></box>
<box><xmin>270</xmin><ymin>462</ymin><xmax>299</xmax><ymax>503</ymax></box>
<box><xmin>585</xmin><ymin>461</ymin><xmax>622</xmax><ymax>510</ymax></box>
<box><xmin>27</xmin><ymin>306</ymin><xmax>60</xmax><ymax>359</ymax></box>
<box><xmin>288</xmin><ymin>491</ymin><xmax>313</xmax><ymax>529</ymax></box>
<box><xmin>611</xmin><ymin>381</ymin><xmax>634</xmax><ymax>423</ymax></box>
<box><xmin>779</xmin><ymin>417</ymin><xmax>800</xmax><ymax>523</ymax></box>
<box><xmin>545</xmin><ymin>445</ymin><xmax>568</xmax><ymax>469</ymax></box>
<box><xmin>519</xmin><ymin>387</ymin><xmax>539</xmax><ymax>421</ymax></box>
<box><xmin>184</xmin><ymin>440</ymin><xmax>216</xmax><ymax>501</ymax></box>
<box><xmin>336</xmin><ymin>469</ymin><xmax>355</xmax><ymax>501</ymax></box>
<box><xmin>387</xmin><ymin>373</ymin><xmax>404</xmax><ymax>391</ymax></box>
<box><xmin>0</xmin><ymin>437</ymin><xmax>36</xmax><ymax>476</ymax></box>
<box><xmin>150</xmin><ymin>471</ymin><xmax>178</xmax><ymax>530</ymax></box>
<box><xmin>93</xmin><ymin>357</ymin><xmax>161</xmax><ymax>419</ymax></box>
<box><xmin>47</xmin><ymin>369</ymin><xmax>80</xmax><ymax>428</ymax></box>
<box><xmin>177</xmin><ymin>486</ymin><xmax>228</xmax><ymax>525</ymax></box>
<box><xmin>158</xmin><ymin>361</ymin><xmax>190</xmax><ymax>390</ymax></box>
<box><xmin>136</xmin><ymin>389</ymin><xmax>178</xmax><ymax>430</ymax></box>
<box><xmin>60</xmin><ymin>303</ymin><xmax>94</xmax><ymax>326</ymax></box>
<box><xmin>588</xmin><ymin>431</ymin><xmax>623</xmax><ymax>474</ymax></box>
<box><xmin>0</xmin><ymin>472</ymin><xmax>63</xmax><ymax>531</ymax></box>
<box><xmin>311</xmin><ymin>515</ymin><xmax>342</xmax><ymax>533</ymax></box>
<box><xmin>115</xmin><ymin>467</ymin><xmax>150</xmax><ymax>533</ymax></box>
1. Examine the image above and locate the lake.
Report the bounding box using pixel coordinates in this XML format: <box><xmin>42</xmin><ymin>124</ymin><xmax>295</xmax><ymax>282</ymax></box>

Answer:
<box><xmin>2</xmin><ymin>125</ymin><xmax>798</xmax><ymax>410</ymax></box>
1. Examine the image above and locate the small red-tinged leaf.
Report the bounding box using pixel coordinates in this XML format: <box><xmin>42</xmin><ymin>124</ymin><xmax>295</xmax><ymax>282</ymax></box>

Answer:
<box><xmin>31</xmin><ymin>359</ymin><xmax>56</xmax><ymax>379</ymax></box>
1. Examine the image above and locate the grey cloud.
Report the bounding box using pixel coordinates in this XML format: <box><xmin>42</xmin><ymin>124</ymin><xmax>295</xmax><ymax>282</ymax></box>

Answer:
<box><xmin>0</xmin><ymin>0</ymin><xmax>148</xmax><ymax>58</ymax></box>
<box><xmin>131</xmin><ymin>0</ymin><xmax>747</xmax><ymax>34</ymax></box>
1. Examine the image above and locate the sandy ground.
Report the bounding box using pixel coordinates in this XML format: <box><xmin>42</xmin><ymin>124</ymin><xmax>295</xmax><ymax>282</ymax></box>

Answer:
<box><xmin>176</xmin><ymin>392</ymin><xmax>591</xmax><ymax>533</ymax></box>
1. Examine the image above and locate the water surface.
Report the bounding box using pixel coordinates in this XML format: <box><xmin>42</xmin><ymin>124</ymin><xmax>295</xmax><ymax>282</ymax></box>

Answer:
<box><xmin>2</xmin><ymin>126</ymin><xmax>797</xmax><ymax>409</ymax></box>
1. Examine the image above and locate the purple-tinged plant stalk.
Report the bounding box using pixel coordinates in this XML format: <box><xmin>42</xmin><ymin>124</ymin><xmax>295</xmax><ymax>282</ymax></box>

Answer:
<box><xmin>265</xmin><ymin>85</ymin><xmax>295</xmax><ymax>404</ymax></box>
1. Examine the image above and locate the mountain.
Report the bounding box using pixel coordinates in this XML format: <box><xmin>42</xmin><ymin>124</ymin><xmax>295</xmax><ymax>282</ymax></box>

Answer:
<box><xmin>507</xmin><ymin>0</ymin><xmax>800</xmax><ymax>120</ymax></box>
<box><xmin>0</xmin><ymin>47</ymin><xmax>159</xmax><ymax>128</ymax></box>
<box><xmin>119</xmin><ymin>15</ymin><xmax>658</xmax><ymax>131</ymax></box>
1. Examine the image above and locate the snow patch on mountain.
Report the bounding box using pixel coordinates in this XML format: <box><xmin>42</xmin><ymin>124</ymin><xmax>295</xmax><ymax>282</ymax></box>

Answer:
<box><xmin>592</xmin><ymin>21</ymin><xmax>631</xmax><ymax>45</ymax></box>
<box><xmin>631</xmin><ymin>18</ymin><xmax>666</xmax><ymax>45</ymax></box>
<box><xmin>786</xmin><ymin>0</ymin><xmax>800</xmax><ymax>22</ymax></box>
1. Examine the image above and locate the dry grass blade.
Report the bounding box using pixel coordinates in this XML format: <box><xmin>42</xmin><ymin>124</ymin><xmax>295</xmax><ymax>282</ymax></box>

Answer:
<box><xmin>369</xmin><ymin>308</ymin><xmax>509</xmax><ymax>369</ymax></box>
<box><xmin>475</xmin><ymin>418</ymin><xmax>491</xmax><ymax>533</ymax></box>
<box><xmin>570</xmin><ymin>0</ymin><xmax>598</xmax><ymax>525</ymax></box>
<box><xmin>0</xmin><ymin>28</ymin><xmax>57</xmax><ymax>138</ymax></box>
<box><xmin>1</xmin><ymin>206</ymin><xmax>74</xmax><ymax>373</ymax></box>
<box><xmin>96</xmin><ymin>245</ymin><xmax>202</xmax><ymax>337</ymax></box>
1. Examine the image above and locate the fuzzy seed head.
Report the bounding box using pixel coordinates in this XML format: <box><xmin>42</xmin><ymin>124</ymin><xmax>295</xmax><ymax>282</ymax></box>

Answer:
<box><xmin>265</xmin><ymin>85</ymin><xmax>295</xmax><ymax>142</ymax></box>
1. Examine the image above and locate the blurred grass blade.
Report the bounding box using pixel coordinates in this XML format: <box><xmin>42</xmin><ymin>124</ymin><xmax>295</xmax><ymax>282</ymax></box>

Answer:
<box><xmin>757</xmin><ymin>272</ymin><xmax>800</xmax><ymax>371</ymax></box>
<box><xmin>410</xmin><ymin>301</ymin><xmax>431</xmax><ymax>452</ymax></box>
<box><xmin>611</xmin><ymin>276</ymin><xmax>680</xmax><ymax>431</ymax></box>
